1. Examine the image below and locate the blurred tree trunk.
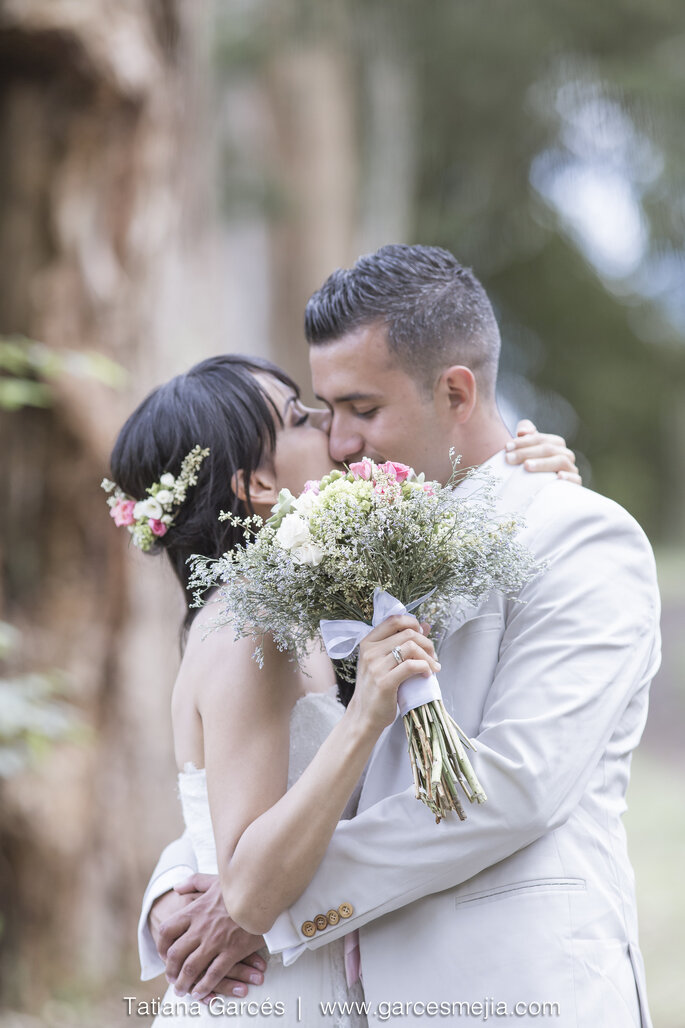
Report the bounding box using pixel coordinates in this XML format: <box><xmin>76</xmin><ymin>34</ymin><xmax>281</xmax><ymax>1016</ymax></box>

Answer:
<box><xmin>0</xmin><ymin>0</ymin><xmax>207</xmax><ymax>1006</ymax></box>
<box><xmin>257</xmin><ymin>8</ymin><xmax>415</xmax><ymax>399</ymax></box>
<box><xmin>264</xmin><ymin>44</ymin><xmax>358</xmax><ymax>402</ymax></box>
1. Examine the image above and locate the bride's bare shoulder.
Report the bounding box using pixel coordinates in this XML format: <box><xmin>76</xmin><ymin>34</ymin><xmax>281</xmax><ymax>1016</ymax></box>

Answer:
<box><xmin>183</xmin><ymin>605</ymin><xmax>252</xmax><ymax>661</ymax></box>
<box><xmin>178</xmin><ymin>606</ymin><xmax>299</xmax><ymax>707</ymax></box>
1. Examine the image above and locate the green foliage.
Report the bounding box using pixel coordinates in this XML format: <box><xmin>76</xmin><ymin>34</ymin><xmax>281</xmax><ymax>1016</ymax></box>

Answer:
<box><xmin>214</xmin><ymin>0</ymin><xmax>685</xmax><ymax>541</ymax></box>
<box><xmin>0</xmin><ymin>336</ymin><xmax>127</xmax><ymax>411</ymax></box>
<box><xmin>0</xmin><ymin>622</ymin><xmax>84</xmax><ymax>780</ymax></box>
<box><xmin>0</xmin><ymin>337</ymin><xmax>114</xmax><ymax>776</ymax></box>
<box><xmin>404</xmin><ymin>0</ymin><xmax>685</xmax><ymax>539</ymax></box>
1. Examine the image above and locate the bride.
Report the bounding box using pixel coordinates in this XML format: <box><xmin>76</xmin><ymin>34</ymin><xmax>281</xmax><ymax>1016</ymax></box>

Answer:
<box><xmin>106</xmin><ymin>353</ymin><xmax>580</xmax><ymax>1025</ymax></box>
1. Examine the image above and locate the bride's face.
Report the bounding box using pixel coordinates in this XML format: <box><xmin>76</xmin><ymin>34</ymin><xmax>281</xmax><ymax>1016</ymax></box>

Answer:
<box><xmin>257</xmin><ymin>374</ymin><xmax>336</xmax><ymax>495</ymax></box>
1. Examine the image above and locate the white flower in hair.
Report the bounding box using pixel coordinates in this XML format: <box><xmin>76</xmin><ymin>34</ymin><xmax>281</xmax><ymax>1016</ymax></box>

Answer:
<box><xmin>155</xmin><ymin>490</ymin><xmax>174</xmax><ymax>506</ymax></box>
<box><xmin>160</xmin><ymin>473</ymin><xmax>176</xmax><ymax>488</ymax></box>
<box><xmin>134</xmin><ymin>498</ymin><xmax>163</xmax><ymax>521</ymax></box>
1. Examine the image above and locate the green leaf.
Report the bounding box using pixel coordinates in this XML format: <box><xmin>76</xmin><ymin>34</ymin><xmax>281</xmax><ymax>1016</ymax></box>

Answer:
<box><xmin>0</xmin><ymin>378</ymin><xmax>53</xmax><ymax>410</ymax></box>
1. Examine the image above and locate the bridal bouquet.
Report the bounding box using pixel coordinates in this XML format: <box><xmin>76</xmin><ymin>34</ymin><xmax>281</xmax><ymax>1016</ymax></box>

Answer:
<box><xmin>189</xmin><ymin>456</ymin><xmax>538</xmax><ymax>823</ymax></box>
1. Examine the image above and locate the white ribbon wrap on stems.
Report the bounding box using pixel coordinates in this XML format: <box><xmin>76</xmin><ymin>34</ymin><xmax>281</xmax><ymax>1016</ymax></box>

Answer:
<box><xmin>320</xmin><ymin>587</ymin><xmax>442</xmax><ymax>717</ymax></box>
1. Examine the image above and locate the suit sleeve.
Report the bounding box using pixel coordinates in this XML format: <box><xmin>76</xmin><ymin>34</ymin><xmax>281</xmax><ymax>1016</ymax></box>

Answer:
<box><xmin>137</xmin><ymin>832</ymin><xmax>197</xmax><ymax>979</ymax></box>
<box><xmin>265</xmin><ymin>483</ymin><xmax>661</xmax><ymax>954</ymax></box>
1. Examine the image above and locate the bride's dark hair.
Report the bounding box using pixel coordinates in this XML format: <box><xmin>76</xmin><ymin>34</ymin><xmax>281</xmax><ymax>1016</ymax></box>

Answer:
<box><xmin>109</xmin><ymin>354</ymin><xmax>299</xmax><ymax>635</ymax></box>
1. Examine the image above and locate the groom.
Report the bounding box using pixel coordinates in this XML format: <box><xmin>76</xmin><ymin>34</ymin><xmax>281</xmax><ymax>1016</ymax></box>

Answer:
<box><xmin>139</xmin><ymin>245</ymin><xmax>659</xmax><ymax>1025</ymax></box>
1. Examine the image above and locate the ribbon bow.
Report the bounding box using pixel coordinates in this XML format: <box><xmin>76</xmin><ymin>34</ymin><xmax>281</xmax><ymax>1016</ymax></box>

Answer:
<box><xmin>320</xmin><ymin>588</ymin><xmax>442</xmax><ymax>717</ymax></box>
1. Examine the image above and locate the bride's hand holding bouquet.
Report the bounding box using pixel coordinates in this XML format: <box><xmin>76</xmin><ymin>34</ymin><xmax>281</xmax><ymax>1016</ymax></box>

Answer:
<box><xmin>350</xmin><ymin>614</ymin><xmax>442</xmax><ymax>737</ymax></box>
<box><xmin>190</xmin><ymin>454</ymin><xmax>538</xmax><ymax>823</ymax></box>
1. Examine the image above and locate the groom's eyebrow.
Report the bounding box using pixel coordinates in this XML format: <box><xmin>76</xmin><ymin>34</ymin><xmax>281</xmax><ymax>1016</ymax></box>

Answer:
<box><xmin>314</xmin><ymin>391</ymin><xmax>382</xmax><ymax>405</ymax></box>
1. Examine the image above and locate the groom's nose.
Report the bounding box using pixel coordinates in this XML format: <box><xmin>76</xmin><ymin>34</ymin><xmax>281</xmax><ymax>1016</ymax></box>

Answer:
<box><xmin>328</xmin><ymin>415</ymin><xmax>364</xmax><ymax>464</ymax></box>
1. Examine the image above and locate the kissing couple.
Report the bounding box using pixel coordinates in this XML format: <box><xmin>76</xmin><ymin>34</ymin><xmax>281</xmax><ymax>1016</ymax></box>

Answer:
<box><xmin>106</xmin><ymin>245</ymin><xmax>659</xmax><ymax>1027</ymax></box>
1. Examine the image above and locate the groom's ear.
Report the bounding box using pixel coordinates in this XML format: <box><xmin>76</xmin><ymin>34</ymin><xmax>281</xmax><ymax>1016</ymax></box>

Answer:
<box><xmin>231</xmin><ymin>466</ymin><xmax>279</xmax><ymax>507</ymax></box>
<box><xmin>438</xmin><ymin>365</ymin><xmax>477</xmax><ymax>423</ymax></box>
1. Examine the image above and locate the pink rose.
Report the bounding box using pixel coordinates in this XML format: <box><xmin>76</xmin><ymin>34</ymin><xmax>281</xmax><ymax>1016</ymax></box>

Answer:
<box><xmin>149</xmin><ymin>519</ymin><xmax>168</xmax><ymax>537</ymax></box>
<box><xmin>111</xmin><ymin>499</ymin><xmax>136</xmax><ymax>527</ymax></box>
<box><xmin>303</xmin><ymin>480</ymin><xmax>320</xmax><ymax>495</ymax></box>
<box><xmin>378</xmin><ymin>460</ymin><xmax>412</xmax><ymax>483</ymax></box>
<box><xmin>348</xmin><ymin>458</ymin><xmax>374</xmax><ymax>480</ymax></box>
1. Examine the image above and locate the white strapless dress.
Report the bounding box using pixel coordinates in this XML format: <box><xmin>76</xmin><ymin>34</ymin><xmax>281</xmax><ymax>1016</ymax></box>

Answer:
<box><xmin>153</xmin><ymin>691</ymin><xmax>367</xmax><ymax>1028</ymax></box>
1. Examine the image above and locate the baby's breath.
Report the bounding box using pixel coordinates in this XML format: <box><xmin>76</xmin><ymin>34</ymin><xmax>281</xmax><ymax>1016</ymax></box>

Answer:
<box><xmin>188</xmin><ymin>457</ymin><xmax>539</xmax><ymax>677</ymax></box>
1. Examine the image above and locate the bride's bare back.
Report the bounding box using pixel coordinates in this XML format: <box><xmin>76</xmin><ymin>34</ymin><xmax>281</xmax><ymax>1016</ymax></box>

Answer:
<box><xmin>171</xmin><ymin>608</ymin><xmax>337</xmax><ymax>773</ymax></box>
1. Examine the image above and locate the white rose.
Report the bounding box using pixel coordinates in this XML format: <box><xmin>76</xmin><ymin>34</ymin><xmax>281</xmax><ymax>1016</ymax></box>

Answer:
<box><xmin>275</xmin><ymin>513</ymin><xmax>311</xmax><ymax>551</ymax></box>
<box><xmin>160</xmin><ymin>473</ymin><xmax>175</xmax><ymax>488</ymax></box>
<box><xmin>155</xmin><ymin>489</ymin><xmax>174</xmax><ymax>506</ymax></box>
<box><xmin>291</xmin><ymin>542</ymin><xmax>324</xmax><ymax>567</ymax></box>
<box><xmin>134</xmin><ymin>498</ymin><xmax>163</xmax><ymax>520</ymax></box>
<box><xmin>292</xmin><ymin>490</ymin><xmax>321</xmax><ymax>515</ymax></box>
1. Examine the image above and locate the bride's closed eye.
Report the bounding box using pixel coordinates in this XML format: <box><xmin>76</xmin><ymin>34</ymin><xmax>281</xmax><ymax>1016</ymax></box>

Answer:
<box><xmin>282</xmin><ymin>395</ymin><xmax>309</xmax><ymax>426</ymax></box>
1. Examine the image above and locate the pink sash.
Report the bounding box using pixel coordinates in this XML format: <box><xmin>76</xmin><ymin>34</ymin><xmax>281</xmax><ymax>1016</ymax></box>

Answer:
<box><xmin>344</xmin><ymin>929</ymin><xmax>361</xmax><ymax>986</ymax></box>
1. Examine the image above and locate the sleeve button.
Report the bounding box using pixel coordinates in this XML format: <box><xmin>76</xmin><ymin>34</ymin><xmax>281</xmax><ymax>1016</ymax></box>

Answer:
<box><xmin>301</xmin><ymin>920</ymin><xmax>317</xmax><ymax>937</ymax></box>
<box><xmin>338</xmin><ymin>902</ymin><xmax>354</xmax><ymax>918</ymax></box>
<box><xmin>314</xmin><ymin>914</ymin><xmax>328</xmax><ymax>931</ymax></box>
<box><xmin>326</xmin><ymin>908</ymin><xmax>340</xmax><ymax>925</ymax></box>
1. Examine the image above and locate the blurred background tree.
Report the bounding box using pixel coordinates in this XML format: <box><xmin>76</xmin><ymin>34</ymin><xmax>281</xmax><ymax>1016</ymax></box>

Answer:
<box><xmin>0</xmin><ymin>0</ymin><xmax>683</xmax><ymax>1025</ymax></box>
<box><xmin>0</xmin><ymin>0</ymin><xmax>206</xmax><ymax>1018</ymax></box>
<box><xmin>213</xmin><ymin>0</ymin><xmax>685</xmax><ymax>541</ymax></box>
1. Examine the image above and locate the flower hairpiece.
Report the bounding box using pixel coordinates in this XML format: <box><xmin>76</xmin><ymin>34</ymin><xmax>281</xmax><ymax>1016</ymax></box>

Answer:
<box><xmin>102</xmin><ymin>444</ymin><xmax>210</xmax><ymax>552</ymax></box>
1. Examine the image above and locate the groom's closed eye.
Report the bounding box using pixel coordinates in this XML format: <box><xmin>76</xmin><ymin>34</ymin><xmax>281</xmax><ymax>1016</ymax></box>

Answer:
<box><xmin>352</xmin><ymin>407</ymin><xmax>379</xmax><ymax>419</ymax></box>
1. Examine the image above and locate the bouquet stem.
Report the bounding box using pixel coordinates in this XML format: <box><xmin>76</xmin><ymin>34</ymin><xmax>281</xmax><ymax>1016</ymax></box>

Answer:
<box><xmin>403</xmin><ymin>699</ymin><xmax>487</xmax><ymax>823</ymax></box>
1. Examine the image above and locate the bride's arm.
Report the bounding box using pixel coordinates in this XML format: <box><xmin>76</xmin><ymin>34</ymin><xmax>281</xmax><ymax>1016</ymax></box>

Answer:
<box><xmin>197</xmin><ymin>615</ymin><xmax>439</xmax><ymax>936</ymax></box>
<box><xmin>508</xmin><ymin>419</ymin><xmax>581</xmax><ymax>482</ymax></box>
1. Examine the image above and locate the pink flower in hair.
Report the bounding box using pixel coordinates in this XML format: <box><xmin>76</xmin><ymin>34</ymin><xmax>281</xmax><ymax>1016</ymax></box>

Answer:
<box><xmin>111</xmin><ymin>500</ymin><xmax>136</xmax><ymax>527</ymax></box>
<box><xmin>303</xmin><ymin>480</ymin><xmax>320</xmax><ymax>495</ymax></box>
<box><xmin>149</xmin><ymin>519</ymin><xmax>168</xmax><ymax>537</ymax></box>
<box><xmin>349</xmin><ymin>458</ymin><xmax>374</xmax><ymax>480</ymax></box>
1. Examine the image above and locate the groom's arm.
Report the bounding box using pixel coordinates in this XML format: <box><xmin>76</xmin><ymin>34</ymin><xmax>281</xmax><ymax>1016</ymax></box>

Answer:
<box><xmin>139</xmin><ymin>835</ymin><xmax>268</xmax><ymax>1000</ymax></box>
<box><xmin>265</xmin><ymin>482</ymin><xmax>661</xmax><ymax>955</ymax></box>
<box><xmin>138</xmin><ymin>832</ymin><xmax>197</xmax><ymax>978</ymax></box>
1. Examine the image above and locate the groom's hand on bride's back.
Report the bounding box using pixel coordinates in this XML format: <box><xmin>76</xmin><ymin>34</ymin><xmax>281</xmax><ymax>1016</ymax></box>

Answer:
<box><xmin>150</xmin><ymin>872</ymin><xmax>267</xmax><ymax>1002</ymax></box>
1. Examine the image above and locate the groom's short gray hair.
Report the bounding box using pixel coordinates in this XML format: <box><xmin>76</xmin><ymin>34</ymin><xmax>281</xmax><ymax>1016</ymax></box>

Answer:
<box><xmin>304</xmin><ymin>244</ymin><xmax>501</xmax><ymax>398</ymax></box>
